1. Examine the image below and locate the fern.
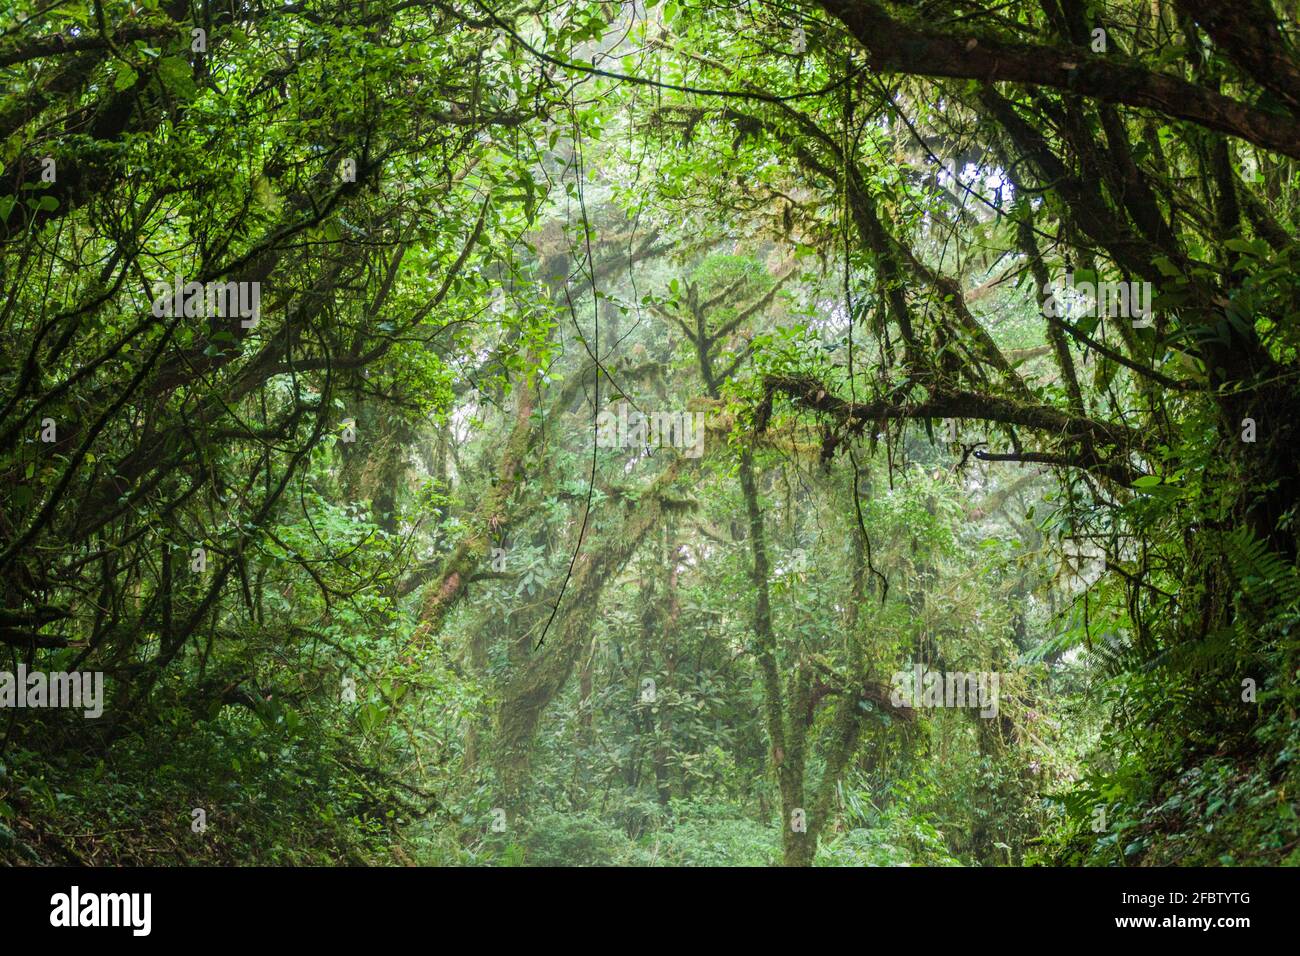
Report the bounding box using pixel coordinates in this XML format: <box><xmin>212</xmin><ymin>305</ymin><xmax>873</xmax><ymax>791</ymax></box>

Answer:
<box><xmin>1221</xmin><ymin>527</ymin><xmax>1300</xmax><ymax>612</ymax></box>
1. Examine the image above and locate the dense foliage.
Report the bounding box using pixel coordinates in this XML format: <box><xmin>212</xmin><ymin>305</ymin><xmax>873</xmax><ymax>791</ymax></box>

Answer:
<box><xmin>1</xmin><ymin>0</ymin><xmax>1298</xmax><ymax>866</ymax></box>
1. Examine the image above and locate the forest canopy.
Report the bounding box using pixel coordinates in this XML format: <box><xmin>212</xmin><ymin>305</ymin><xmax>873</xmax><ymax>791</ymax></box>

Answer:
<box><xmin>1</xmin><ymin>0</ymin><xmax>1298</xmax><ymax>868</ymax></box>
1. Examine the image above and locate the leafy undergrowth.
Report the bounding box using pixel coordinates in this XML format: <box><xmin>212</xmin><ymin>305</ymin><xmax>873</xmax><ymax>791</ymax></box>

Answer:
<box><xmin>411</xmin><ymin>801</ymin><xmax>964</xmax><ymax>867</ymax></box>
<box><xmin>1037</xmin><ymin>710</ymin><xmax>1300</xmax><ymax>866</ymax></box>
<box><xmin>0</xmin><ymin>709</ymin><xmax>408</xmax><ymax>866</ymax></box>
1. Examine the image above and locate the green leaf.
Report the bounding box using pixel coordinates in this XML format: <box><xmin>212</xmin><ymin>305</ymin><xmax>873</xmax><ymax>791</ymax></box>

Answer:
<box><xmin>158</xmin><ymin>56</ymin><xmax>198</xmax><ymax>100</ymax></box>
<box><xmin>113</xmin><ymin>62</ymin><xmax>139</xmax><ymax>92</ymax></box>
